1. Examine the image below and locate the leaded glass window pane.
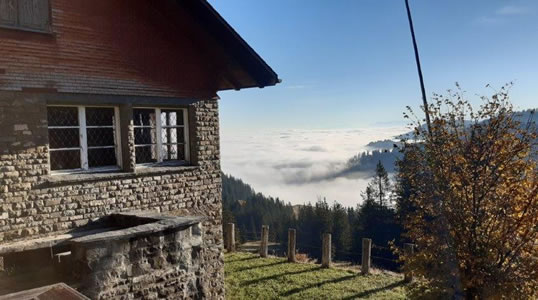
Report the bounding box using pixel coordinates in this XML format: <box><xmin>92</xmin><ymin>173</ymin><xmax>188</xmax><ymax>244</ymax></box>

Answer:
<box><xmin>47</xmin><ymin>106</ymin><xmax>119</xmax><ymax>171</ymax></box>
<box><xmin>50</xmin><ymin>149</ymin><xmax>80</xmax><ymax>171</ymax></box>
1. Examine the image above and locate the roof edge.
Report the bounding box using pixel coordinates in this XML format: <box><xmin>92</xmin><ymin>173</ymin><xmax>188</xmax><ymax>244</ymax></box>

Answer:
<box><xmin>182</xmin><ymin>0</ymin><xmax>281</xmax><ymax>90</ymax></box>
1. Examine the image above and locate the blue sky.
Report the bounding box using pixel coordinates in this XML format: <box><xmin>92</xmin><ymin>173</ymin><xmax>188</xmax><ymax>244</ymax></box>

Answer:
<box><xmin>210</xmin><ymin>0</ymin><xmax>538</xmax><ymax>131</ymax></box>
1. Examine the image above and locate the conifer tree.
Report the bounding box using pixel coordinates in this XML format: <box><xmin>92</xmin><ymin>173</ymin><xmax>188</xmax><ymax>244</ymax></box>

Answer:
<box><xmin>332</xmin><ymin>202</ymin><xmax>352</xmax><ymax>256</ymax></box>
<box><xmin>367</xmin><ymin>161</ymin><xmax>392</xmax><ymax>206</ymax></box>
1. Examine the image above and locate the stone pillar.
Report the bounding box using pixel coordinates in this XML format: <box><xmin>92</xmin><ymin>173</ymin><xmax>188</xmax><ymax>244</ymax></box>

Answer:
<box><xmin>226</xmin><ymin>223</ymin><xmax>235</xmax><ymax>252</ymax></box>
<box><xmin>119</xmin><ymin>104</ymin><xmax>135</xmax><ymax>172</ymax></box>
<box><xmin>187</xmin><ymin>105</ymin><xmax>199</xmax><ymax>166</ymax></box>
<box><xmin>404</xmin><ymin>243</ymin><xmax>414</xmax><ymax>282</ymax></box>
<box><xmin>361</xmin><ymin>238</ymin><xmax>371</xmax><ymax>275</ymax></box>
<box><xmin>321</xmin><ymin>233</ymin><xmax>331</xmax><ymax>268</ymax></box>
<box><xmin>260</xmin><ymin>225</ymin><xmax>269</xmax><ymax>258</ymax></box>
<box><xmin>288</xmin><ymin>228</ymin><xmax>296</xmax><ymax>263</ymax></box>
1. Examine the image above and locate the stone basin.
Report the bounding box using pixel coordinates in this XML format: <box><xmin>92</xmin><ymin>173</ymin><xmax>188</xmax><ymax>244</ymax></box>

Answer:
<box><xmin>1</xmin><ymin>211</ymin><xmax>206</xmax><ymax>299</ymax></box>
<box><xmin>70</xmin><ymin>211</ymin><xmax>204</xmax><ymax>245</ymax></box>
<box><xmin>70</xmin><ymin>212</ymin><xmax>206</xmax><ymax>299</ymax></box>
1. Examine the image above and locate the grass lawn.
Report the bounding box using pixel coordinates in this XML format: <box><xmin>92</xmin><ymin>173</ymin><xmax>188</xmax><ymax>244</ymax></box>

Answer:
<box><xmin>225</xmin><ymin>252</ymin><xmax>408</xmax><ymax>300</ymax></box>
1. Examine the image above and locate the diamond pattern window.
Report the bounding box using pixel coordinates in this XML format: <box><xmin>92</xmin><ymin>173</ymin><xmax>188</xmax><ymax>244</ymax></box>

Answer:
<box><xmin>47</xmin><ymin>106</ymin><xmax>120</xmax><ymax>172</ymax></box>
<box><xmin>133</xmin><ymin>109</ymin><xmax>158</xmax><ymax>164</ymax></box>
<box><xmin>133</xmin><ymin>108</ymin><xmax>189</xmax><ymax>165</ymax></box>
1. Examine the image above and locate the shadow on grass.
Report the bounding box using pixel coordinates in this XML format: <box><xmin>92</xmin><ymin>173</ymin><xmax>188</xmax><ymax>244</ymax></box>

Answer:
<box><xmin>231</xmin><ymin>260</ymin><xmax>287</xmax><ymax>273</ymax></box>
<box><xmin>340</xmin><ymin>280</ymin><xmax>406</xmax><ymax>299</ymax></box>
<box><xmin>242</xmin><ymin>266</ymin><xmax>324</xmax><ymax>286</ymax></box>
<box><xmin>279</xmin><ymin>273</ymin><xmax>358</xmax><ymax>297</ymax></box>
<box><xmin>226</xmin><ymin>255</ymin><xmax>259</xmax><ymax>264</ymax></box>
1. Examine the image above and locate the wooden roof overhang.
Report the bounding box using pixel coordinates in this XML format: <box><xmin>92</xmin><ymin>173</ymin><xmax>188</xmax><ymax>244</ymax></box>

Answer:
<box><xmin>180</xmin><ymin>0</ymin><xmax>280</xmax><ymax>91</ymax></box>
<box><xmin>169</xmin><ymin>0</ymin><xmax>280</xmax><ymax>93</ymax></box>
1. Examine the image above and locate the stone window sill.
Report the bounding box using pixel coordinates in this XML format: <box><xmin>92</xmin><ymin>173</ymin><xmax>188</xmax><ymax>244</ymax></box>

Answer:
<box><xmin>42</xmin><ymin>164</ymin><xmax>199</xmax><ymax>187</ymax></box>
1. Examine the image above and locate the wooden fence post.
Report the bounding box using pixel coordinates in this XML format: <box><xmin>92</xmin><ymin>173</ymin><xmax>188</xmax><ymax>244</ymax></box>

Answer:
<box><xmin>404</xmin><ymin>243</ymin><xmax>414</xmax><ymax>282</ymax></box>
<box><xmin>321</xmin><ymin>233</ymin><xmax>331</xmax><ymax>268</ymax></box>
<box><xmin>288</xmin><ymin>228</ymin><xmax>296</xmax><ymax>263</ymax></box>
<box><xmin>361</xmin><ymin>238</ymin><xmax>371</xmax><ymax>275</ymax></box>
<box><xmin>260</xmin><ymin>225</ymin><xmax>269</xmax><ymax>258</ymax></box>
<box><xmin>226</xmin><ymin>223</ymin><xmax>235</xmax><ymax>252</ymax></box>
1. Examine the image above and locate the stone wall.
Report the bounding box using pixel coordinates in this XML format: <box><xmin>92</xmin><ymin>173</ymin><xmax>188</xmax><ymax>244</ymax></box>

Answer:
<box><xmin>0</xmin><ymin>91</ymin><xmax>224</xmax><ymax>298</ymax></box>
<box><xmin>72</xmin><ymin>222</ymin><xmax>204</xmax><ymax>300</ymax></box>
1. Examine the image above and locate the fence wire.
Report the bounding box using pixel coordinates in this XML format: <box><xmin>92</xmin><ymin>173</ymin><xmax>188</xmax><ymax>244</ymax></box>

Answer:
<box><xmin>226</xmin><ymin>227</ymin><xmax>401</xmax><ymax>266</ymax></box>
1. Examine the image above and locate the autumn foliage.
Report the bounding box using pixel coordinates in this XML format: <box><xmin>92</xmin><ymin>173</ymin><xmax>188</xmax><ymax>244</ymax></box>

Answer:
<box><xmin>397</xmin><ymin>85</ymin><xmax>537</xmax><ymax>299</ymax></box>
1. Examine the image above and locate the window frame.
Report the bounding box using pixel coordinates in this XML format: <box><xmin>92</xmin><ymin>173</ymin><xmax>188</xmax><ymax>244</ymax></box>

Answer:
<box><xmin>0</xmin><ymin>0</ymin><xmax>53</xmax><ymax>34</ymax></box>
<box><xmin>133</xmin><ymin>107</ymin><xmax>190</xmax><ymax>167</ymax></box>
<box><xmin>47</xmin><ymin>105</ymin><xmax>122</xmax><ymax>175</ymax></box>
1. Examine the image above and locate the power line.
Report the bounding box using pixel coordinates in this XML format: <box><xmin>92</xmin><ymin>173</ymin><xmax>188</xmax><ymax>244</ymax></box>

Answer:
<box><xmin>405</xmin><ymin>0</ymin><xmax>432</xmax><ymax>136</ymax></box>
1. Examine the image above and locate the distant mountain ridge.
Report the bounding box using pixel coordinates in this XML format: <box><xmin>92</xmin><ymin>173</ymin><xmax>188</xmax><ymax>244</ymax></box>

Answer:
<box><xmin>339</xmin><ymin>108</ymin><xmax>537</xmax><ymax>177</ymax></box>
<box><xmin>365</xmin><ymin>139</ymin><xmax>402</xmax><ymax>150</ymax></box>
<box><xmin>397</xmin><ymin>108</ymin><xmax>537</xmax><ymax>140</ymax></box>
<box><xmin>339</xmin><ymin>149</ymin><xmax>401</xmax><ymax>175</ymax></box>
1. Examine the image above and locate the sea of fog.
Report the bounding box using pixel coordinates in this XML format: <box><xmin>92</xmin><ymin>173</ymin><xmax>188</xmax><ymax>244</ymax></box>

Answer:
<box><xmin>220</xmin><ymin>127</ymin><xmax>408</xmax><ymax>208</ymax></box>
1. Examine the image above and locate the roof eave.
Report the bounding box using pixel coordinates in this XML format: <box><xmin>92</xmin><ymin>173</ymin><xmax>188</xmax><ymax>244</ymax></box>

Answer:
<box><xmin>181</xmin><ymin>0</ymin><xmax>280</xmax><ymax>90</ymax></box>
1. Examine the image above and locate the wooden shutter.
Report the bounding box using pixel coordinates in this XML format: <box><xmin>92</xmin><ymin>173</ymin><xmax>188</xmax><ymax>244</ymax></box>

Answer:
<box><xmin>0</xmin><ymin>0</ymin><xmax>17</xmax><ymax>26</ymax></box>
<box><xmin>18</xmin><ymin>0</ymin><xmax>49</xmax><ymax>31</ymax></box>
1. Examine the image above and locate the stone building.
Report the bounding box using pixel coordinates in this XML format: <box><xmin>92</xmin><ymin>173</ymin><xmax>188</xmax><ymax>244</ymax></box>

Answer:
<box><xmin>0</xmin><ymin>0</ymin><xmax>278</xmax><ymax>299</ymax></box>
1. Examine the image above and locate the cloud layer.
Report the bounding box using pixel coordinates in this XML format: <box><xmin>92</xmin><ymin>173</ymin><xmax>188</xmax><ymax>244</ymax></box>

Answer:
<box><xmin>476</xmin><ymin>4</ymin><xmax>532</xmax><ymax>25</ymax></box>
<box><xmin>496</xmin><ymin>5</ymin><xmax>530</xmax><ymax>16</ymax></box>
<box><xmin>220</xmin><ymin>127</ymin><xmax>408</xmax><ymax>207</ymax></box>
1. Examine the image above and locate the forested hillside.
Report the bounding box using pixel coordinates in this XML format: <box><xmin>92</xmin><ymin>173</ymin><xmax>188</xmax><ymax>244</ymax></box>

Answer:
<box><xmin>221</xmin><ymin>162</ymin><xmax>403</xmax><ymax>270</ymax></box>
<box><xmin>222</xmin><ymin>173</ymin><xmax>294</xmax><ymax>244</ymax></box>
<box><xmin>341</xmin><ymin>149</ymin><xmax>401</xmax><ymax>174</ymax></box>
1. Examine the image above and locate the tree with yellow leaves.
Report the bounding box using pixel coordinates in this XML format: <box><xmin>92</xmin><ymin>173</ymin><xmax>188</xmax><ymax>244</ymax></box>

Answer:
<box><xmin>396</xmin><ymin>84</ymin><xmax>537</xmax><ymax>299</ymax></box>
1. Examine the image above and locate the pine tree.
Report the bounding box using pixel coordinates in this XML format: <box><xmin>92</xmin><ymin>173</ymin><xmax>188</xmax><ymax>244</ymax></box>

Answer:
<box><xmin>332</xmin><ymin>202</ymin><xmax>352</xmax><ymax>257</ymax></box>
<box><xmin>368</xmin><ymin>161</ymin><xmax>392</xmax><ymax>206</ymax></box>
<box><xmin>394</xmin><ymin>149</ymin><xmax>418</xmax><ymax>231</ymax></box>
<box><xmin>354</xmin><ymin>165</ymin><xmax>402</xmax><ymax>268</ymax></box>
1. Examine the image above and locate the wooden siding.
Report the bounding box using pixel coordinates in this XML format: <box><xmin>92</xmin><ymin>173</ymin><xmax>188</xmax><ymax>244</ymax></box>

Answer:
<box><xmin>0</xmin><ymin>0</ymin><xmax>248</xmax><ymax>98</ymax></box>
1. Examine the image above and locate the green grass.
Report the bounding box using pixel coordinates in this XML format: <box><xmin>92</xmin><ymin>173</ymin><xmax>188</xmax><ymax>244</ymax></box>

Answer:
<box><xmin>225</xmin><ymin>252</ymin><xmax>408</xmax><ymax>300</ymax></box>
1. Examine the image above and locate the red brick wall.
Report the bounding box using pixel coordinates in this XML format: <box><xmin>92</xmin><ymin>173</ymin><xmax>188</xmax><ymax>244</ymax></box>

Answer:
<box><xmin>0</xmin><ymin>0</ymin><xmax>225</xmax><ymax>98</ymax></box>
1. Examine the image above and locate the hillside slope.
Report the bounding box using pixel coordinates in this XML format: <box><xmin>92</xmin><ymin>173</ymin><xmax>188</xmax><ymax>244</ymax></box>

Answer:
<box><xmin>225</xmin><ymin>252</ymin><xmax>407</xmax><ymax>299</ymax></box>
<box><xmin>222</xmin><ymin>173</ymin><xmax>294</xmax><ymax>244</ymax></box>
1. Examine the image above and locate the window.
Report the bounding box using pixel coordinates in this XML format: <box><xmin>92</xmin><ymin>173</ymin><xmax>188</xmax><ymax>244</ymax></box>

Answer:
<box><xmin>0</xmin><ymin>0</ymin><xmax>50</xmax><ymax>33</ymax></box>
<box><xmin>133</xmin><ymin>108</ymin><xmax>189</xmax><ymax>165</ymax></box>
<box><xmin>47</xmin><ymin>106</ymin><xmax>121</xmax><ymax>172</ymax></box>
